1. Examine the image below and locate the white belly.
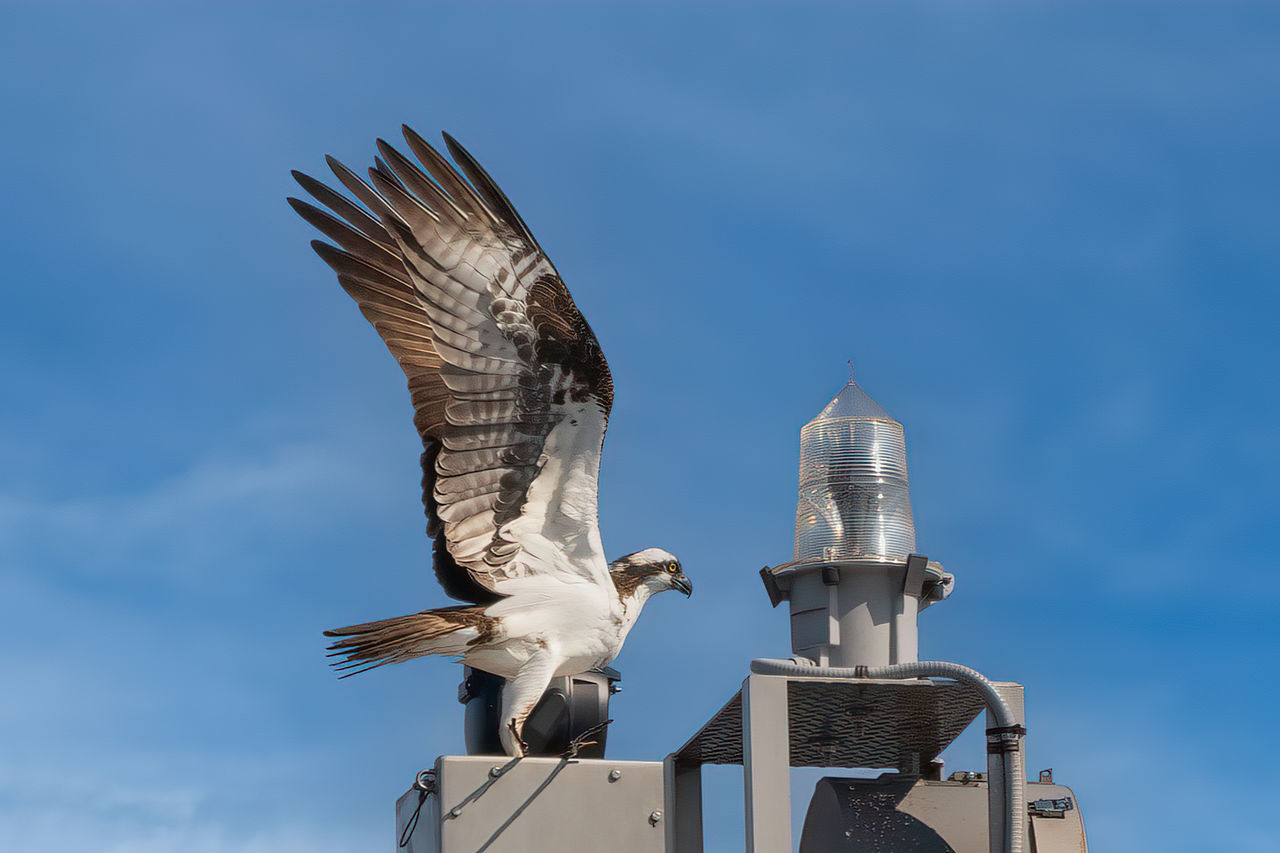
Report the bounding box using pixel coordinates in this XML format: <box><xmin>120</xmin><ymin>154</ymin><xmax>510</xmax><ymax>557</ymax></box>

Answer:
<box><xmin>459</xmin><ymin>578</ymin><xmax>624</xmax><ymax>678</ymax></box>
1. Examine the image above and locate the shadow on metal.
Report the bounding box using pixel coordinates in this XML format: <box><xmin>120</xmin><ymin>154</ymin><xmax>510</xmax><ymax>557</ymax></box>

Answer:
<box><xmin>472</xmin><ymin>758</ymin><xmax>576</xmax><ymax>853</ymax></box>
<box><xmin>442</xmin><ymin>755</ymin><xmax>523</xmax><ymax>821</ymax></box>
<box><xmin>801</xmin><ymin>775</ymin><xmax>957</xmax><ymax>853</ymax></box>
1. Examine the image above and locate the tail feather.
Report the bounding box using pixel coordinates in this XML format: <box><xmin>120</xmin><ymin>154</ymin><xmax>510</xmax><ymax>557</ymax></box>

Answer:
<box><xmin>324</xmin><ymin>605</ymin><xmax>495</xmax><ymax>678</ymax></box>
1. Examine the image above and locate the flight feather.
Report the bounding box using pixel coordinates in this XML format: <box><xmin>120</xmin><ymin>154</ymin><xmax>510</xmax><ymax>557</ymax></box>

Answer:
<box><xmin>290</xmin><ymin>128</ymin><xmax>613</xmax><ymax>600</ymax></box>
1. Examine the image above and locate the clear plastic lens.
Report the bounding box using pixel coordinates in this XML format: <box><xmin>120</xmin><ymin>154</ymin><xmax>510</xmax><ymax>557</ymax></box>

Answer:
<box><xmin>793</xmin><ymin>386</ymin><xmax>916</xmax><ymax>562</ymax></box>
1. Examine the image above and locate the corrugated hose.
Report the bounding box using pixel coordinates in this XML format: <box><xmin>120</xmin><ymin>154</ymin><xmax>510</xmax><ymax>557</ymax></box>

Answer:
<box><xmin>750</xmin><ymin>657</ymin><xmax>1025</xmax><ymax>853</ymax></box>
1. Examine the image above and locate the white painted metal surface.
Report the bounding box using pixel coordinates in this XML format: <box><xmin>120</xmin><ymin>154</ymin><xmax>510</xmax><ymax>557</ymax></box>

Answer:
<box><xmin>397</xmin><ymin>756</ymin><xmax>666</xmax><ymax>853</ymax></box>
<box><xmin>741</xmin><ymin>675</ymin><xmax>792</xmax><ymax>853</ymax></box>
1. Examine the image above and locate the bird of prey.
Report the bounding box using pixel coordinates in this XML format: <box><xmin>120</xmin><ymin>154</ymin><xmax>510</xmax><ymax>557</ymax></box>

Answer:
<box><xmin>288</xmin><ymin>127</ymin><xmax>692</xmax><ymax>756</ymax></box>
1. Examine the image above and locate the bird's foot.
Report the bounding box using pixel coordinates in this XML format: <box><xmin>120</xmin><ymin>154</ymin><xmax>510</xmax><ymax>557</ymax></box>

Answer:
<box><xmin>562</xmin><ymin>719</ymin><xmax>613</xmax><ymax>759</ymax></box>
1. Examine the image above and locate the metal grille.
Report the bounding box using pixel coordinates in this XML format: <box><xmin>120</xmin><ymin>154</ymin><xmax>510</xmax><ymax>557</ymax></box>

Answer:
<box><xmin>675</xmin><ymin>678</ymin><xmax>985</xmax><ymax>769</ymax></box>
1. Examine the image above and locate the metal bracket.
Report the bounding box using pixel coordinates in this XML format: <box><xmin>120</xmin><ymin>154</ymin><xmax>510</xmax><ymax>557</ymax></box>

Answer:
<box><xmin>759</xmin><ymin>567</ymin><xmax>785</xmax><ymax>608</ymax></box>
<box><xmin>985</xmin><ymin>724</ymin><xmax>1026</xmax><ymax>754</ymax></box>
<box><xmin>1028</xmin><ymin>796</ymin><xmax>1074</xmax><ymax>818</ymax></box>
<box><xmin>902</xmin><ymin>553</ymin><xmax>928</xmax><ymax>597</ymax></box>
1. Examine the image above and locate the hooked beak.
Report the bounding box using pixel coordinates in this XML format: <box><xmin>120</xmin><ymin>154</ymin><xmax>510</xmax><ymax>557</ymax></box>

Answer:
<box><xmin>672</xmin><ymin>575</ymin><xmax>693</xmax><ymax>597</ymax></box>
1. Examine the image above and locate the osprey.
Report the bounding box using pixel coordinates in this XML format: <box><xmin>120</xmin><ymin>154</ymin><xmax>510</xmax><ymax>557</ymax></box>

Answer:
<box><xmin>288</xmin><ymin>127</ymin><xmax>692</xmax><ymax>756</ymax></box>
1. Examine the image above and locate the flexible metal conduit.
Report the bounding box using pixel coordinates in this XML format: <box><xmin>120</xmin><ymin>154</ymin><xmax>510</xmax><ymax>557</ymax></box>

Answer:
<box><xmin>750</xmin><ymin>658</ymin><xmax>1025</xmax><ymax>853</ymax></box>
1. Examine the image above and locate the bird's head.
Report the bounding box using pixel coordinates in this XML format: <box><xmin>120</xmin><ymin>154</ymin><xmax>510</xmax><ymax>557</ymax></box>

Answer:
<box><xmin>609</xmin><ymin>548</ymin><xmax>692</xmax><ymax>598</ymax></box>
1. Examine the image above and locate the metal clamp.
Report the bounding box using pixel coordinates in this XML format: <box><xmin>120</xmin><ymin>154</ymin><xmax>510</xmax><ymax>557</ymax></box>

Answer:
<box><xmin>985</xmin><ymin>724</ymin><xmax>1026</xmax><ymax>754</ymax></box>
<box><xmin>414</xmin><ymin>769</ymin><xmax>437</xmax><ymax>794</ymax></box>
<box><xmin>1028</xmin><ymin>797</ymin><xmax>1074</xmax><ymax>819</ymax></box>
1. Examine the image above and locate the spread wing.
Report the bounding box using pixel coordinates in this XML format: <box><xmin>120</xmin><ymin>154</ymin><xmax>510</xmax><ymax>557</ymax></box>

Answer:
<box><xmin>289</xmin><ymin>127</ymin><xmax>614</xmax><ymax>602</ymax></box>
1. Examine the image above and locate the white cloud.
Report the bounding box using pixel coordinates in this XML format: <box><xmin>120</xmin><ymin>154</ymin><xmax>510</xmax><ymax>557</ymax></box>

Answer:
<box><xmin>0</xmin><ymin>721</ymin><xmax>386</xmax><ymax>853</ymax></box>
<box><xmin>0</xmin><ymin>440</ymin><xmax>395</xmax><ymax>584</ymax></box>
<box><xmin>1</xmin><ymin>814</ymin><xmax>370</xmax><ymax>853</ymax></box>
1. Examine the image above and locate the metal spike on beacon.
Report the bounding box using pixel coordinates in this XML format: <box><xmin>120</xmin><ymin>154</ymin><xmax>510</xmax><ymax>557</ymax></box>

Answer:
<box><xmin>396</xmin><ymin>367</ymin><xmax>1089</xmax><ymax>853</ymax></box>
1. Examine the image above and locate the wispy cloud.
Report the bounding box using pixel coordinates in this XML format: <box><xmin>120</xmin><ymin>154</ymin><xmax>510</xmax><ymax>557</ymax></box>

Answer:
<box><xmin>0</xmin><ymin>440</ymin><xmax>392</xmax><ymax>584</ymax></box>
<box><xmin>2</xmin><ymin>808</ymin><xmax>370</xmax><ymax>853</ymax></box>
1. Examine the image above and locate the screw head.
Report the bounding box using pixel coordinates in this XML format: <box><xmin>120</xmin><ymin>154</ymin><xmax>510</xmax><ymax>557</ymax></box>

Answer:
<box><xmin>489</xmin><ymin>766</ymin><xmax>504</xmax><ymax>778</ymax></box>
<box><xmin>608</xmin><ymin>769</ymin><xmax>622</xmax><ymax>782</ymax></box>
<box><xmin>649</xmin><ymin>810</ymin><xmax>663</xmax><ymax>825</ymax></box>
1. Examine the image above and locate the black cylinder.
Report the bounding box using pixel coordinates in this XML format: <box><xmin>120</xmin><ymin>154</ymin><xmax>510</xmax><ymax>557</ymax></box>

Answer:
<box><xmin>459</xmin><ymin>667</ymin><xmax>620</xmax><ymax>758</ymax></box>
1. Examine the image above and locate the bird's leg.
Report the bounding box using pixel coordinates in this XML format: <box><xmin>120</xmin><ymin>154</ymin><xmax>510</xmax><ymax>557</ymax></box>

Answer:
<box><xmin>507</xmin><ymin>718</ymin><xmax>530</xmax><ymax>758</ymax></box>
<box><xmin>498</xmin><ymin>652</ymin><xmax>557</xmax><ymax>758</ymax></box>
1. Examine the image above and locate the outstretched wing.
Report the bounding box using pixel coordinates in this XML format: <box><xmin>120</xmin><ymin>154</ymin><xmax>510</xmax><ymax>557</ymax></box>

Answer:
<box><xmin>289</xmin><ymin>127</ymin><xmax>614</xmax><ymax>601</ymax></box>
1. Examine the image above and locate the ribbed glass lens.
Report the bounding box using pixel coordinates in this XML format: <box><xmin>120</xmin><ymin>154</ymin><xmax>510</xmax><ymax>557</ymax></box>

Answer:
<box><xmin>793</xmin><ymin>384</ymin><xmax>916</xmax><ymax>562</ymax></box>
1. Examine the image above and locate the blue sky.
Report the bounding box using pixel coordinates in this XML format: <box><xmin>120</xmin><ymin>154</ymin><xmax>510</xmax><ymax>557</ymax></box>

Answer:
<box><xmin>2</xmin><ymin>2</ymin><xmax>1277</xmax><ymax>850</ymax></box>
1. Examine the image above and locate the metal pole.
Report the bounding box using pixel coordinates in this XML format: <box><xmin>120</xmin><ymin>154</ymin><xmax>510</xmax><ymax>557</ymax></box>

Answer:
<box><xmin>663</xmin><ymin>755</ymin><xmax>704</xmax><ymax>853</ymax></box>
<box><xmin>742</xmin><ymin>674</ymin><xmax>791</xmax><ymax>853</ymax></box>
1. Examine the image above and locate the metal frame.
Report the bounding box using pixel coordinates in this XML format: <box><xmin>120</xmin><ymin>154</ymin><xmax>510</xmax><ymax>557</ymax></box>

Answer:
<box><xmin>666</xmin><ymin>672</ymin><xmax>1019</xmax><ymax>853</ymax></box>
<box><xmin>663</xmin><ymin>756</ymin><xmax>704</xmax><ymax>853</ymax></box>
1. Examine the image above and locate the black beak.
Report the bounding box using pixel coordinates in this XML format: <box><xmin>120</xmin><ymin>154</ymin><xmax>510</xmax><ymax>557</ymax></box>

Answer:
<box><xmin>673</xmin><ymin>575</ymin><xmax>693</xmax><ymax>597</ymax></box>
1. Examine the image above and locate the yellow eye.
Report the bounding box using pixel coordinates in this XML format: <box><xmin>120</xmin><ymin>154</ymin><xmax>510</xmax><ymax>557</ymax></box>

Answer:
<box><xmin>666</xmin><ymin>562</ymin><xmax>679</xmax><ymax>573</ymax></box>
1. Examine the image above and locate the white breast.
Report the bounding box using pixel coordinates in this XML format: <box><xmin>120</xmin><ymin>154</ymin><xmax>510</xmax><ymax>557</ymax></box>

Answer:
<box><xmin>460</xmin><ymin>576</ymin><xmax>622</xmax><ymax>678</ymax></box>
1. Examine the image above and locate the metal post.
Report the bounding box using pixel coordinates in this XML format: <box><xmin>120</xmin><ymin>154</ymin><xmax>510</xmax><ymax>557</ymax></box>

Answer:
<box><xmin>742</xmin><ymin>674</ymin><xmax>791</xmax><ymax>853</ymax></box>
<box><xmin>663</xmin><ymin>755</ymin><xmax>703</xmax><ymax>853</ymax></box>
<box><xmin>986</xmin><ymin>682</ymin><xmax>1025</xmax><ymax>853</ymax></box>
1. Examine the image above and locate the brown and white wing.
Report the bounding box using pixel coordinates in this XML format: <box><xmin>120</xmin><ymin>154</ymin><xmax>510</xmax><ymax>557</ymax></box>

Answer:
<box><xmin>289</xmin><ymin>127</ymin><xmax>614</xmax><ymax>600</ymax></box>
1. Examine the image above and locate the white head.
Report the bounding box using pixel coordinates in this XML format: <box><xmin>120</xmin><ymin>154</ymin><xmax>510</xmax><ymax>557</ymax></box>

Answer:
<box><xmin>608</xmin><ymin>548</ymin><xmax>692</xmax><ymax>598</ymax></box>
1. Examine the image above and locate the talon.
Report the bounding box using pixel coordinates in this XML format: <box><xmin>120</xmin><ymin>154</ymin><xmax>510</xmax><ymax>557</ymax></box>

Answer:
<box><xmin>562</xmin><ymin>738</ymin><xmax>598</xmax><ymax>758</ymax></box>
<box><xmin>562</xmin><ymin>719</ymin><xmax>613</xmax><ymax>758</ymax></box>
<box><xmin>507</xmin><ymin>719</ymin><xmax>529</xmax><ymax>757</ymax></box>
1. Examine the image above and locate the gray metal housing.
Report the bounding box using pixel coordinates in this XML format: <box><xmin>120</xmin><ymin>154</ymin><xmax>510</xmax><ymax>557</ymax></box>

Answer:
<box><xmin>397</xmin><ymin>756</ymin><xmax>668</xmax><ymax>853</ymax></box>
<box><xmin>396</xmin><ymin>672</ymin><xmax>1085</xmax><ymax>853</ymax></box>
<box><xmin>800</xmin><ymin>774</ymin><xmax>1086</xmax><ymax>853</ymax></box>
<box><xmin>763</xmin><ymin>554</ymin><xmax>953</xmax><ymax>667</ymax></box>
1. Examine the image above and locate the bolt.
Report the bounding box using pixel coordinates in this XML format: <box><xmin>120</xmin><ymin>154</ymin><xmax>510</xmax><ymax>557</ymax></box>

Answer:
<box><xmin>608</xmin><ymin>769</ymin><xmax>622</xmax><ymax>782</ymax></box>
<box><xmin>649</xmin><ymin>810</ymin><xmax>663</xmax><ymax>825</ymax></box>
<box><xmin>489</xmin><ymin>766</ymin><xmax>504</xmax><ymax>778</ymax></box>
<box><xmin>449</xmin><ymin>806</ymin><xmax>462</xmax><ymax>818</ymax></box>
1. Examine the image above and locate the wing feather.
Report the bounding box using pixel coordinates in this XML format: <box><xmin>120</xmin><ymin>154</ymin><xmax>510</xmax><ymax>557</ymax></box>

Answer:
<box><xmin>290</xmin><ymin>169</ymin><xmax>395</xmax><ymax>248</ymax></box>
<box><xmin>291</xmin><ymin>128</ymin><xmax>614</xmax><ymax>601</ymax></box>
